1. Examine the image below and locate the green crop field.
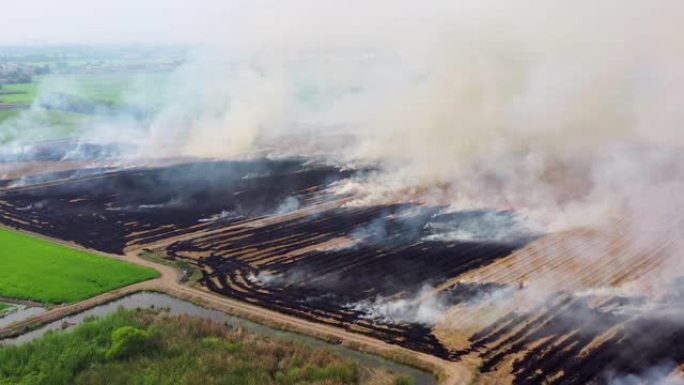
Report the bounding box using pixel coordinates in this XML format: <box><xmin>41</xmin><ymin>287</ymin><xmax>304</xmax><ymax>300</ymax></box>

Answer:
<box><xmin>0</xmin><ymin>227</ymin><xmax>159</xmax><ymax>304</ymax></box>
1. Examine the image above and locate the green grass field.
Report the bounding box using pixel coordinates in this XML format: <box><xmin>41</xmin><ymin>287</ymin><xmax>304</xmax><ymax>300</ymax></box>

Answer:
<box><xmin>0</xmin><ymin>227</ymin><xmax>159</xmax><ymax>304</ymax></box>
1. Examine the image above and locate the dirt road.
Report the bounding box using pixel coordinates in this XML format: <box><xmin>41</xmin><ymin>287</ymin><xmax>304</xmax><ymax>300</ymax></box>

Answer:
<box><xmin>0</xmin><ymin>225</ymin><xmax>471</xmax><ymax>385</ymax></box>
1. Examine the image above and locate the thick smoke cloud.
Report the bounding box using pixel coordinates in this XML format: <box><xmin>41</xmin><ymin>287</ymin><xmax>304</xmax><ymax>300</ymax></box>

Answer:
<box><xmin>2</xmin><ymin>0</ymin><xmax>681</xmax><ymax>271</ymax></box>
<box><xmin>119</xmin><ymin>0</ymin><xmax>681</xmax><ymax>236</ymax></box>
<box><xmin>2</xmin><ymin>0</ymin><xmax>682</xmax><ymax>267</ymax></box>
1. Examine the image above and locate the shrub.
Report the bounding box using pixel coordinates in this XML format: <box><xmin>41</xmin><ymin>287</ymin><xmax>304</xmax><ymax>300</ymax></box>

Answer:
<box><xmin>105</xmin><ymin>326</ymin><xmax>149</xmax><ymax>360</ymax></box>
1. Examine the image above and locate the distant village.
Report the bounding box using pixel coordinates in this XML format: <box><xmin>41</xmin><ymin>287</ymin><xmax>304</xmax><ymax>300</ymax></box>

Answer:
<box><xmin>0</xmin><ymin>60</ymin><xmax>182</xmax><ymax>86</ymax></box>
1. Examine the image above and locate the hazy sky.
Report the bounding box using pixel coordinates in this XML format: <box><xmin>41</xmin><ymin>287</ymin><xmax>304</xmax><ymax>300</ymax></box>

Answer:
<box><xmin>0</xmin><ymin>0</ymin><xmax>455</xmax><ymax>47</ymax></box>
<box><xmin>1</xmin><ymin>0</ymin><xmax>240</xmax><ymax>45</ymax></box>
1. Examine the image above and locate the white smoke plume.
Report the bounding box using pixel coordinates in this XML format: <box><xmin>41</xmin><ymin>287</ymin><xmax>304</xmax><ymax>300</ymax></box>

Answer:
<box><xmin>273</xmin><ymin>196</ymin><xmax>301</xmax><ymax>215</ymax></box>
<box><xmin>607</xmin><ymin>363</ymin><xmax>684</xmax><ymax>385</ymax></box>
<box><xmin>348</xmin><ymin>285</ymin><xmax>448</xmax><ymax>326</ymax></box>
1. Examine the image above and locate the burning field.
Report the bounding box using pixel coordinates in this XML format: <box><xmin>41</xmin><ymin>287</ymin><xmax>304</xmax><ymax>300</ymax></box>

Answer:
<box><xmin>3</xmin><ymin>3</ymin><xmax>684</xmax><ymax>381</ymax></box>
<box><xmin>4</xmin><ymin>140</ymin><xmax>684</xmax><ymax>385</ymax></box>
<box><xmin>158</xmin><ymin>204</ymin><xmax>524</xmax><ymax>358</ymax></box>
<box><xmin>431</xmin><ymin>225</ymin><xmax>684</xmax><ymax>385</ymax></box>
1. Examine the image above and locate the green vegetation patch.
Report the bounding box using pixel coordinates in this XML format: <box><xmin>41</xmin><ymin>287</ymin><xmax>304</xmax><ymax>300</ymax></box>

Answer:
<box><xmin>0</xmin><ymin>110</ymin><xmax>20</xmax><ymax>124</ymax></box>
<box><xmin>0</xmin><ymin>302</ymin><xmax>14</xmax><ymax>318</ymax></box>
<box><xmin>0</xmin><ymin>308</ymin><xmax>409</xmax><ymax>385</ymax></box>
<box><xmin>0</xmin><ymin>228</ymin><xmax>159</xmax><ymax>304</ymax></box>
<box><xmin>0</xmin><ymin>82</ymin><xmax>39</xmax><ymax>105</ymax></box>
<box><xmin>0</xmin><ymin>73</ymin><xmax>169</xmax><ymax>106</ymax></box>
<box><xmin>0</xmin><ymin>108</ymin><xmax>90</xmax><ymax>143</ymax></box>
<box><xmin>62</xmin><ymin>72</ymin><xmax>170</xmax><ymax>105</ymax></box>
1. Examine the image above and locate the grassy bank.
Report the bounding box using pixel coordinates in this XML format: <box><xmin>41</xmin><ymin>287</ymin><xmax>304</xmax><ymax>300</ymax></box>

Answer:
<box><xmin>0</xmin><ymin>227</ymin><xmax>159</xmax><ymax>304</ymax></box>
<box><xmin>0</xmin><ymin>308</ymin><xmax>412</xmax><ymax>385</ymax></box>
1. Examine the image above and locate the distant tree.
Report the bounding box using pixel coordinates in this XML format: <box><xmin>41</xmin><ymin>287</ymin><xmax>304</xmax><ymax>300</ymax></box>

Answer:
<box><xmin>6</xmin><ymin>71</ymin><xmax>31</xmax><ymax>84</ymax></box>
<box><xmin>34</xmin><ymin>64</ymin><xmax>51</xmax><ymax>75</ymax></box>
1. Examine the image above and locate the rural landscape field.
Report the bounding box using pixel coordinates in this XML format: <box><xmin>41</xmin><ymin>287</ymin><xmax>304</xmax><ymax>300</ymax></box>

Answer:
<box><xmin>2</xmin><ymin>1</ymin><xmax>684</xmax><ymax>385</ymax></box>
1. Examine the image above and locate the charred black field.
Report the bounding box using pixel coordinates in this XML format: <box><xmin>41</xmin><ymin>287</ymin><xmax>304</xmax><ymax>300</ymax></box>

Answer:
<box><xmin>0</xmin><ymin>158</ymin><xmax>351</xmax><ymax>253</ymax></box>
<box><xmin>463</xmin><ymin>291</ymin><xmax>684</xmax><ymax>385</ymax></box>
<box><xmin>162</xmin><ymin>204</ymin><xmax>522</xmax><ymax>359</ymax></box>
